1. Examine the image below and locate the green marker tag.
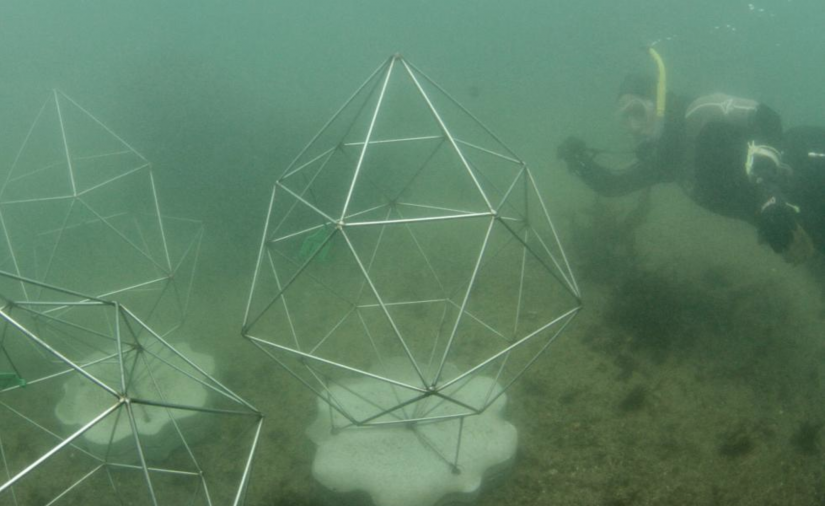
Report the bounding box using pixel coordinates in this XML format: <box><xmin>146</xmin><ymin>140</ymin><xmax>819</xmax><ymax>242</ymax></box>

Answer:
<box><xmin>298</xmin><ymin>226</ymin><xmax>333</xmax><ymax>263</ymax></box>
<box><xmin>0</xmin><ymin>372</ymin><xmax>26</xmax><ymax>389</ymax></box>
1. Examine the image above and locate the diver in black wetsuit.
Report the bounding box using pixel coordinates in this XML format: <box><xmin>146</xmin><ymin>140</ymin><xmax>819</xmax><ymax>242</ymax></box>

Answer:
<box><xmin>557</xmin><ymin>50</ymin><xmax>825</xmax><ymax>265</ymax></box>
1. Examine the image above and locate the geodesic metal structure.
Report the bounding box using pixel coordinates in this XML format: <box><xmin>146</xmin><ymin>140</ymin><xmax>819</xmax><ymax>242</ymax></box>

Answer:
<box><xmin>0</xmin><ymin>271</ymin><xmax>263</xmax><ymax>506</ymax></box>
<box><xmin>0</xmin><ymin>90</ymin><xmax>203</xmax><ymax>336</ymax></box>
<box><xmin>0</xmin><ymin>92</ymin><xmax>259</xmax><ymax>506</ymax></box>
<box><xmin>243</xmin><ymin>54</ymin><xmax>582</xmax><ymax>471</ymax></box>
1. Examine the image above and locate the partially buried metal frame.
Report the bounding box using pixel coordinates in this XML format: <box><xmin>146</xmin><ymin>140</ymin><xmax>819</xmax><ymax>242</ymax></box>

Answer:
<box><xmin>0</xmin><ymin>271</ymin><xmax>263</xmax><ymax>506</ymax></box>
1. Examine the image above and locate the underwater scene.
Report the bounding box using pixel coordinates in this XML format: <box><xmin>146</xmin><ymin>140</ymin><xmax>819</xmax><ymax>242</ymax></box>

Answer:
<box><xmin>0</xmin><ymin>0</ymin><xmax>823</xmax><ymax>505</ymax></box>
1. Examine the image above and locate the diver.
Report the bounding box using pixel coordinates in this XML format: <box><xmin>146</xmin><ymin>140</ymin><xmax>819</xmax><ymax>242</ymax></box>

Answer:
<box><xmin>556</xmin><ymin>48</ymin><xmax>825</xmax><ymax>265</ymax></box>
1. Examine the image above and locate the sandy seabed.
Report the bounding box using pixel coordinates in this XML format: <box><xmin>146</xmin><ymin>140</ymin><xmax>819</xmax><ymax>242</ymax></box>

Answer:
<box><xmin>189</xmin><ymin>185</ymin><xmax>824</xmax><ymax>506</ymax></box>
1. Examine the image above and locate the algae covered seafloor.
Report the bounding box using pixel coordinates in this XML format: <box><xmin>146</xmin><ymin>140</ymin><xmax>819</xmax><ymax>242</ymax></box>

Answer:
<box><xmin>188</xmin><ymin>183</ymin><xmax>824</xmax><ymax>506</ymax></box>
<box><xmin>477</xmin><ymin>187</ymin><xmax>825</xmax><ymax>506</ymax></box>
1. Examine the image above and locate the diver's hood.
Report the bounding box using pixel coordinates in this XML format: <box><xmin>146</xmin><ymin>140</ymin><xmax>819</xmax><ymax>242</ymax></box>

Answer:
<box><xmin>617</xmin><ymin>72</ymin><xmax>657</xmax><ymax>101</ymax></box>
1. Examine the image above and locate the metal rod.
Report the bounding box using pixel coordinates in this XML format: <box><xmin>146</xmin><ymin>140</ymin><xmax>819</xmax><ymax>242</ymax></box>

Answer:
<box><xmin>357</xmin><ymin>411</ymin><xmax>475</xmax><ymax>427</ymax></box>
<box><xmin>452</xmin><ymin>417</ymin><xmax>465</xmax><ymax>472</ymax></box>
<box><xmin>104</xmin><ymin>465</ymin><xmax>127</xmax><ymax>506</ymax></box>
<box><xmin>271</xmin><ymin>147</ymin><xmax>337</xmax><ymax>240</ymax></box>
<box><xmin>352</xmin><ymin>309</ymin><xmax>412</xmax><ymax>420</ymax></box>
<box><xmin>526</xmin><ymin>168</ymin><xmax>581</xmax><ymax>297</ymax></box>
<box><xmin>0</xmin><ymin>399</ymin><xmax>107</xmax><ymax>466</ymax></box>
<box><xmin>484</xmin><ymin>309</ymin><xmax>580</xmax><ymax>410</ymax></box>
<box><xmin>281</xmin><ymin>146</ymin><xmax>335</xmax><ymax>181</ymax></box>
<box><xmin>246</xmin><ymin>335</ymin><xmax>427</xmax><ymax>393</ymax></box>
<box><xmin>275</xmin><ymin>181</ymin><xmax>338</xmax><ymax>226</ymax></box>
<box><xmin>382</xmin><ymin>137</ymin><xmax>446</xmax><ymax>206</ymax></box>
<box><xmin>455</xmin><ymin>138</ymin><xmax>521</xmax><ymax>164</ymax></box>
<box><xmin>399</xmin><ymin>58</ymin><xmax>493</xmax><ymax>211</ymax></box>
<box><xmin>0</xmin><ymin>351</ymin><xmax>123</xmax><ymax>393</ymax></box>
<box><xmin>243</xmin><ymin>225</ymin><xmax>338</xmax><ymax>334</ymax></box>
<box><xmin>1</xmin><ymin>93</ymin><xmax>52</xmax><ymax>199</ymax></box>
<box><xmin>124</xmin><ymin>400</ymin><xmax>160</xmax><ymax>506</ymax></box>
<box><xmin>136</xmin><ymin>337</ymin><xmax>256</xmax><ymax>409</ymax></box>
<box><xmin>495</xmin><ymin>164</ymin><xmax>527</xmax><ymax>215</ymax></box>
<box><xmin>356</xmin><ymin>298</ymin><xmax>447</xmax><ymax>310</ymax></box>
<box><xmin>417</xmin><ymin>364</ymin><xmax>477</xmax><ymax>419</ymax></box>
<box><xmin>0</xmin><ymin>308</ymin><xmax>121</xmax><ymax>397</ymax></box>
<box><xmin>56</xmin><ymin>91</ymin><xmax>150</xmax><ymax>163</ymax></box>
<box><xmin>355</xmin><ymin>391</ymin><xmax>429</xmax><ymax>426</ymax></box>
<box><xmin>74</xmin><ymin>149</ymin><xmax>133</xmax><ymax>161</ymax></box>
<box><xmin>172</xmin><ymin>225</ymin><xmax>204</xmax><ymax>320</ymax></box>
<box><xmin>308</xmin><ymin>306</ymin><xmax>356</xmax><ymax>355</ymax></box>
<box><xmin>232</xmin><ymin>417</ymin><xmax>265</xmax><ymax>506</ymax></box>
<box><xmin>0</xmin><ymin>212</ymin><xmax>30</xmax><ymax>300</ymax></box>
<box><xmin>44</xmin><ymin>464</ymin><xmax>104</xmax><ymax>506</ymax></box>
<box><xmin>342</xmin><ymin>135</ymin><xmax>443</xmax><ymax>147</ymax></box>
<box><xmin>513</xmin><ymin>229</ymin><xmax>529</xmax><ymax>337</ymax></box>
<box><xmin>115</xmin><ymin>303</ymin><xmax>127</xmax><ymax>394</ymax></box>
<box><xmin>148</xmin><ymin>170</ymin><xmax>173</xmax><ymax>272</ymax></box>
<box><xmin>0</xmin><ymin>195</ymin><xmax>74</xmax><ymax>205</ymax></box>
<box><xmin>496</xmin><ymin>215</ymin><xmax>578</xmax><ymax>301</ymax></box>
<box><xmin>75</xmin><ymin>163</ymin><xmax>149</xmax><ymax>197</ymax></box>
<box><xmin>438</xmin><ymin>306</ymin><xmax>581</xmax><ymax>391</ymax></box>
<box><xmin>431</xmin><ymin>389</ymin><xmax>481</xmax><ymax>415</ymax></box>
<box><xmin>347</xmin><ymin>211</ymin><xmax>492</xmax><ymax>227</ymax></box>
<box><xmin>340</xmin><ymin>57</ymin><xmax>396</xmax><ymax>221</ymax></box>
<box><xmin>119</xmin><ymin>305</ymin><xmax>260</xmax><ymax>413</ymax></box>
<box><xmin>138</xmin><ymin>351</ymin><xmax>204</xmax><ymax>479</ymax></box>
<box><xmin>353</xmin><ymin>206</ymin><xmax>392</xmax><ymax>308</ymax></box>
<box><xmin>0</xmin><ymin>401</ymin><xmax>121</xmax><ymax>495</ymax></box>
<box><xmin>265</xmin><ymin>251</ymin><xmax>301</xmax><ymax>350</ymax></box>
<box><xmin>395</xmin><ymin>201</ymin><xmax>479</xmax><ymax>217</ymax></box>
<box><xmin>36</xmin><ymin>276</ymin><xmax>171</xmax><ymax>318</ymax></box>
<box><xmin>443</xmin><ymin>297</ymin><xmax>509</xmax><ymax>344</ymax></box>
<box><xmin>246</xmin><ymin>339</ymin><xmax>358</xmax><ymax>424</ymax></box>
<box><xmin>432</xmin><ymin>216</ymin><xmax>495</xmax><ymax>386</ymax></box>
<box><xmin>32</xmin><ymin>197</ymin><xmax>78</xmax><ymax>301</ymax></box>
<box><xmin>130</xmin><ymin>397</ymin><xmax>261</xmax><ymax>418</ymax></box>
<box><xmin>6</xmin><ymin>159</ymin><xmax>67</xmax><ymax>184</ymax></box>
<box><xmin>170</xmin><ymin>221</ymin><xmax>204</xmax><ymax>274</ymax></box>
<box><xmin>76</xmin><ymin>199</ymin><xmax>170</xmax><ymax>274</ymax></box>
<box><xmin>397</xmin><ymin>206</ymin><xmax>448</xmax><ymax>297</ymax></box>
<box><xmin>13</xmin><ymin>300</ymin><xmax>107</xmax><ymax>307</ymax></box>
<box><xmin>0</xmin><ymin>432</ymin><xmax>20</xmax><ymax>505</ymax></box>
<box><xmin>277</xmin><ymin>57</ymin><xmax>391</xmax><ymax>181</ymax></box>
<box><xmin>301</xmin><ymin>363</ymin><xmax>359</xmax><ymax>424</ymax></box>
<box><xmin>339</xmin><ymin>228</ymin><xmax>429</xmax><ymax>386</ymax></box>
<box><xmin>53</xmin><ymin>90</ymin><xmax>78</xmax><ymax>197</ymax></box>
<box><xmin>342</xmin><ymin>203</ymin><xmax>391</xmax><ymax>222</ymax></box>
<box><xmin>405</xmin><ymin>60</ymin><xmax>522</xmax><ymax>161</ymax></box>
<box><xmin>267</xmin><ymin>222</ymin><xmax>329</xmax><ymax>245</ymax></box>
<box><xmin>243</xmin><ymin>185</ymin><xmax>278</xmax><ymax>327</ymax></box>
<box><xmin>103</xmin><ymin>462</ymin><xmax>202</xmax><ymax>477</ymax></box>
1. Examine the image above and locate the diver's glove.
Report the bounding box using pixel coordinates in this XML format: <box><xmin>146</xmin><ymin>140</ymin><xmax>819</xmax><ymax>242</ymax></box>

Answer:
<box><xmin>757</xmin><ymin>195</ymin><xmax>797</xmax><ymax>253</ymax></box>
<box><xmin>755</xmin><ymin>192</ymin><xmax>813</xmax><ymax>265</ymax></box>
<box><xmin>556</xmin><ymin>136</ymin><xmax>592</xmax><ymax>174</ymax></box>
<box><xmin>748</xmin><ymin>144</ymin><xmax>814</xmax><ymax>263</ymax></box>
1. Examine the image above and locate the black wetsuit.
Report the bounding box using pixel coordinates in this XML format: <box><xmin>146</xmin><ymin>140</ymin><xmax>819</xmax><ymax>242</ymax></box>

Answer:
<box><xmin>782</xmin><ymin>126</ymin><xmax>825</xmax><ymax>254</ymax></box>
<box><xmin>572</xmin><ymin>93</ymin><xmax>689</xmax><ymax>198</ymax></box>
<box><xmin>565</xmin><ymin>92</ymin><xmax>825</xmax><ymax>255</ymax></box>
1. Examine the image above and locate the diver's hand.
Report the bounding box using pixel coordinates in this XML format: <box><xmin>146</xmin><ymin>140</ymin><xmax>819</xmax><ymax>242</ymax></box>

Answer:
<box><xmin>557</xmin><ymin>136</ymin><xmax>593</xmax><ymax>176</ymax></box>
<box><xmin>757</xmin><ymin>196</ymin><xmax>815</xmax><ymax>264</ymax></box>
<box><xmin>556</xmin><ymin>136</ymin><xmax>588</xmax><ymax>164</ymax></box>
<box><xmin>756</xmin><ymin>195</ymin><xmax>799</xmax><ymax>254</ymax></box>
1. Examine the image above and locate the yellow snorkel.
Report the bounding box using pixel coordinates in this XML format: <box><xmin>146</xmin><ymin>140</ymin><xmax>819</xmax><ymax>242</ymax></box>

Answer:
<box><xmin>647</xmin><ymin>46</ymin><xmax>667</xmax><ymax>139</ymax></box>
